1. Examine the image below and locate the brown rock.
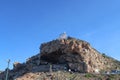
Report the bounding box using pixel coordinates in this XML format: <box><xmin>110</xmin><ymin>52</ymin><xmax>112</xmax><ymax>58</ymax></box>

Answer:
<box><xmin>1</xmin><ymin>36</ymin><xmax>120</xmax><ymax>80</ymax></box>
<box><xmin>13</xmin><ymin>62</ymin><xmax>23</xmax><ymax>70</ymax></box>
<box><xmin>40</xmin><ymin>37</ymin><xmax>120</xmax><ymax>73</ymax></box>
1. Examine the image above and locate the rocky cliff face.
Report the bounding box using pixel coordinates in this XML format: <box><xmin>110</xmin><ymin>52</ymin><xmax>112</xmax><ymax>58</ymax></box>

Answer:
<box><xmin>0</xmin><ymin>36</ymin><xmax>120</xmax><ymax>80</ymax></box>
<box><xmin>40</xmin><ymin>37</ymin><xmax>110</xmax><ymax>73</ymax></box>
<box><xmin>40</xmin><ymin>37</ymin><xmax>120</xmax><ymax>73</ymax></box>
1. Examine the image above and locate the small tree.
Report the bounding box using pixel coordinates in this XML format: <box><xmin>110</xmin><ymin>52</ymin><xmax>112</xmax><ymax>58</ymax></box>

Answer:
<box><xmin>102</xmin><ymin>53</ymin><xmax>106</xmax><ymax>58</ymax></box>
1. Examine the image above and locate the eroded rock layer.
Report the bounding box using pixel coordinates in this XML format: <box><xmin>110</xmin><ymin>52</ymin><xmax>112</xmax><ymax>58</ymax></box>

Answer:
<box><xmin>40</xmin><ymin>37</ymin><xmax>120</xmax><ymax>73</ymax></box>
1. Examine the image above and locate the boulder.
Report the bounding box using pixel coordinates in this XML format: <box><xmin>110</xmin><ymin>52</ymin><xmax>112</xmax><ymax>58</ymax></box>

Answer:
<box><xmin>13</xmin><ymin>62</ymin><xmax>23</xmax><ymax>71</ymax></box>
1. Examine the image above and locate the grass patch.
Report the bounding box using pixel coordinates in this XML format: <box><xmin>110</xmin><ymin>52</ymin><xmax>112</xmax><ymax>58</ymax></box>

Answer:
<box><xmin>84</xmin><ymin>73</ymin><xmax>96</xmax><ymax>78</ymax></box>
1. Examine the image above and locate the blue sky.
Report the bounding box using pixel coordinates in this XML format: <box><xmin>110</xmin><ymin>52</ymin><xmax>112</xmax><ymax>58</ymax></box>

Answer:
<box><xmin>0</xmin><ymin>0</ymin><xmax>120</xmax><ymax>70</ymax></box>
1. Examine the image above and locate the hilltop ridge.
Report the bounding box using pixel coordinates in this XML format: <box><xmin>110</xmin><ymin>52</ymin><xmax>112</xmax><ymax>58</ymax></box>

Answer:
<box><xmin>0</xmin><ymin>36</ymin><xmax>120</xmax><ymax>80</ymax></box>
<box><xmin>40</xmin><ymin>36</ymin><xmax>120</xmax><ymax>73</ymax></box>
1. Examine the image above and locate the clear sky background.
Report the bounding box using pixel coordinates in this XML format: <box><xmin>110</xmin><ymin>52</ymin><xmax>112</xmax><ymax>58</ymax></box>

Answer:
<box><xmin>0</xmin><ymin>0</ymin><xmax>120</xmax><ymax>70</ymax></box>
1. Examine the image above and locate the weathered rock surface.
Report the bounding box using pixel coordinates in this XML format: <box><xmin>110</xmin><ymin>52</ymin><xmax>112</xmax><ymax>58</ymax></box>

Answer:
<box><xmin>0</xmin><ymin>36</ymin><xmax>120</xmax><ymax>80</ymax></box>
<box><xmin>40</xmin><ymin>37</ymin><xmax>120</xmax><ymax>73</ymax></box>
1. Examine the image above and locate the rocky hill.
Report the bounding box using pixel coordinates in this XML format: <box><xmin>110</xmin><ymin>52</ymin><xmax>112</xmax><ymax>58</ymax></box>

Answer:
<box><xmin>40</xmin><ymin>36</ymin><xmax>120</xmax><ymax>72</ymax></box>
<box><xmin>0</xmin><ymin>36</ymin><xmax>120</xmax><ymax>80</ymax></box>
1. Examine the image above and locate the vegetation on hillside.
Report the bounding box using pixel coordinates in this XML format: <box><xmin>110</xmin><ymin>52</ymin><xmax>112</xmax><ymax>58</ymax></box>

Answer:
<box><xmin>16</xmin><ymin>71</ymin><xmax>120</xmax><ymax>80</ymax></box>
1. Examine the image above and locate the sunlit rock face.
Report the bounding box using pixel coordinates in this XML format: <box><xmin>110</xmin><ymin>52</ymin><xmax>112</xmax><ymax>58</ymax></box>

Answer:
<box><xmin>40</xmin><ymin>37</ymin><xmax>108</xmax><ymax>73</ymax></box>
<box><xmin>1</xmin><ymin>36</ymin><xmax>120</xmax><ymax>80</ymax></box>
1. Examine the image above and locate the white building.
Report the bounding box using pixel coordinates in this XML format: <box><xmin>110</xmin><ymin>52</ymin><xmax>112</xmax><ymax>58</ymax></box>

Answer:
<box><xmin>58</xmin><ymin>32</ymin><xmax>67</xmax><ymax>40</ymax></box>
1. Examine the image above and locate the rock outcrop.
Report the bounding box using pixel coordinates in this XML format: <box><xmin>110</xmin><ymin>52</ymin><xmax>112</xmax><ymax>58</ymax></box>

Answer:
<box><xmin>0</xmin><ymin>36</ymin><xmax>120</xmax><ymax>80</ymax></box>
<box><xmin>40</xmin><ymin>37</ymin><xmax>120</xmax><ymax>73</ymax></box>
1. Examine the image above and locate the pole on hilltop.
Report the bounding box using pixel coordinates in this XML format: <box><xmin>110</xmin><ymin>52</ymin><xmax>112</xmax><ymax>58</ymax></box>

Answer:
<box><xmin>5</xmin><ymin>59</ymin><xmax>10</xmax><ymax>80</ymax></box>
